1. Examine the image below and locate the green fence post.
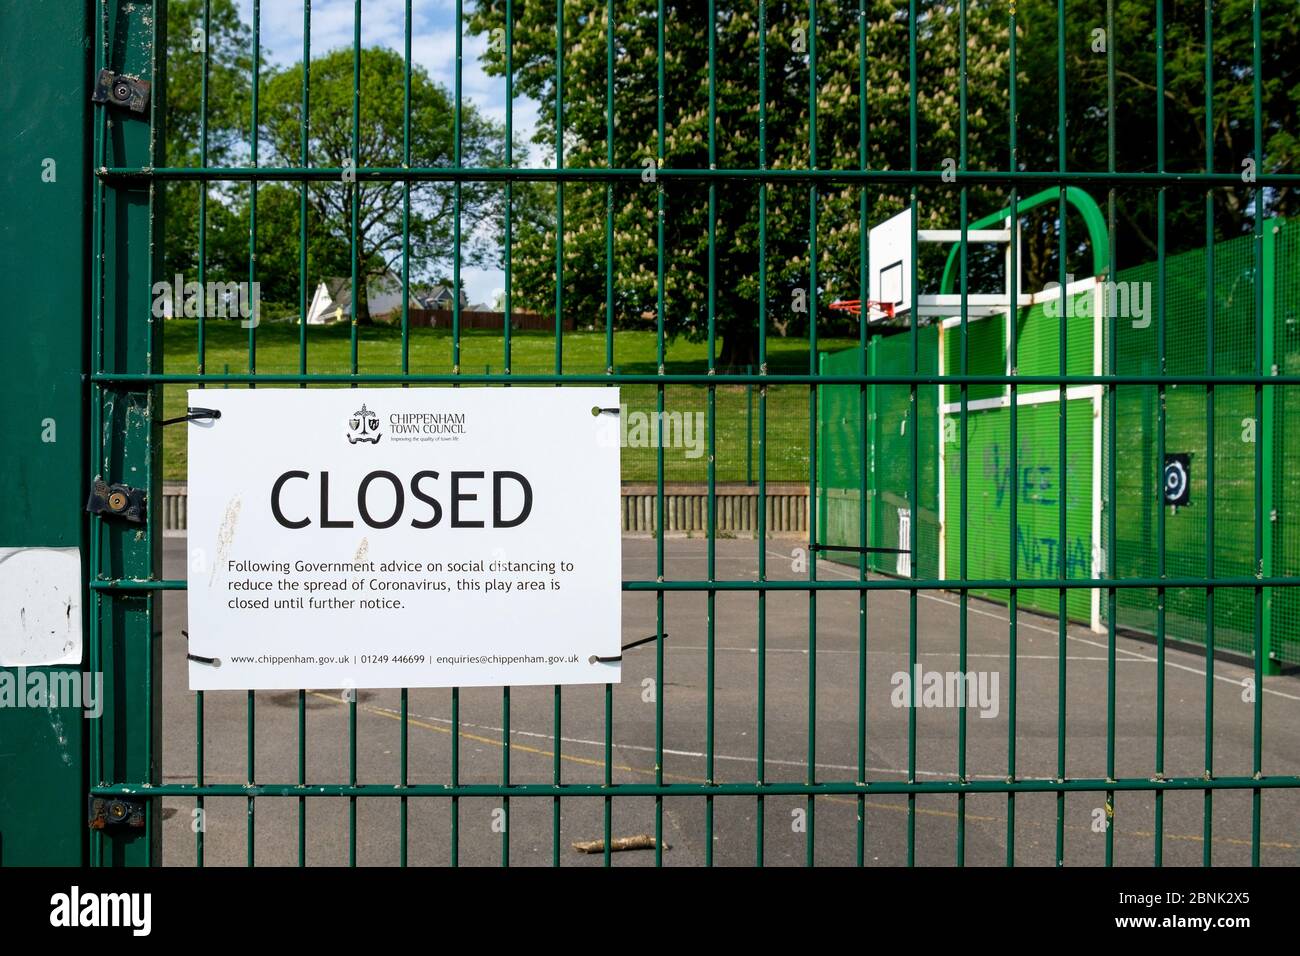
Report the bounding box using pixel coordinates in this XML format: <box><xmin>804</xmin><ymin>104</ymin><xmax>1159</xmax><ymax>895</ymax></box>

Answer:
<box><xmin>93</xmin><ymin>0</ymin><xmax>165</xmax><ymax>867</ymax></box>
<box><xmin>0</xmin><ymin>0</ymin><xmax>92</xmax><ymax>867</ymax></box>
<box><xmin>1262</xmin><ymin>219</ymin><xmax>1278</xmax><ymax>675</ymax></box>
<box><xmin>746</xmin><ymin>365</ymin><xmax>754</xmax><ymax>486</ymax></box>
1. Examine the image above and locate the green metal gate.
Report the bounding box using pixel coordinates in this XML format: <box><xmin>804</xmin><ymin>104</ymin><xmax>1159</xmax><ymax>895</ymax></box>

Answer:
<box><xmin>5</xmin><ymin>0</ymin><xmax>1300</xmax><ymax>868</ymax></box>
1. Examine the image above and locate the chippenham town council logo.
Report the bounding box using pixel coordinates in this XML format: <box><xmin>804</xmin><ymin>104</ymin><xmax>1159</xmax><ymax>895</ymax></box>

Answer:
<box><xmin>346</xmin><ymin>404</ymin><xmax>382</xmax><ymax>444</ymax></box>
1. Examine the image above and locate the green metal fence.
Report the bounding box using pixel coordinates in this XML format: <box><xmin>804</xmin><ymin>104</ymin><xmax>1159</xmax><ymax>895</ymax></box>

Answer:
<box><xmin>12</xmin><ymin>0</ymin><xmax>1292</xmax><ymax>868</ymax></box>
<box><xmin>821</xmin><ymin>222</ymin><xmax>1300</xmax><ymax>666</ymax></box>
<box><xmin>1108</xmin><ymin>224</ymin><xmax>1300</xmax><ymax>666</ymax></box>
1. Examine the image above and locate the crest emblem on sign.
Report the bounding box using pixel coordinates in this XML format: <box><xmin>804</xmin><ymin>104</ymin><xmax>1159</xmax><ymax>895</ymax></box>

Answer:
<box><xmin>347</xmin><ymin>404</ymin><xmax>382</xmax><ymax>444</ymax></box>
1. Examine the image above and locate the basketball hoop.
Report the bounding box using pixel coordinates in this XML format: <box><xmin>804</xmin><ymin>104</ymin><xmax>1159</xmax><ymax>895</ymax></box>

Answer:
<box><xmin>829</xmin><ymin>299</ymin><xmax>896</xmax><ymax>322</ymax></box>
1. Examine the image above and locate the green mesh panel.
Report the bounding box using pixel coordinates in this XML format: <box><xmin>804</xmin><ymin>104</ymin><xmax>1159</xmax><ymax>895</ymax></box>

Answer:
<box><xmin>1015</xmin><ymin>294</ymin><xmax>1096</xmax><ymax>394</ymax></box>
<box><xmin>943</xmin><ymin>397</ymin><xmax>1095</xmax><ymax>622</ymax></box>
<box><xmin>818</xmin><ymin>327</ymin><xmax>939</xmax><ymax>581</ymax></box>
<box><xmin>943</xmin><ymin>312</ymin><xmax>1005</xmax><ymax>404</ymax></box>
<box><xmin>818</xmin><ymin>220</ymin><xmax>1297</xmax><ymax>667</ymax></box>
<box><xmin>1272</xmin><ymin>219</ymin><xmax>1300</xmax><ymax>664</ymax></box>
<box><xmin>1104</xmin><ymin>231</ymin><xmax>1265</xmax><ymax>658</ymax></box>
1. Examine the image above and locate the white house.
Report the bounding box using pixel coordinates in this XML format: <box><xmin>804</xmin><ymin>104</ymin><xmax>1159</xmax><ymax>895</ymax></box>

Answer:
<box><xmin>305</xmin><ymin>273</ymin><xmax>407</xmax><ymax>325</ymax></box>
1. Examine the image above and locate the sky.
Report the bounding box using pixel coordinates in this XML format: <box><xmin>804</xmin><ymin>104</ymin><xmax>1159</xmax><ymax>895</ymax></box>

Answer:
<box><xmin>235</xmin><ymin>0</ymin><xmax>541</xmax><ymax>305</ymax></box>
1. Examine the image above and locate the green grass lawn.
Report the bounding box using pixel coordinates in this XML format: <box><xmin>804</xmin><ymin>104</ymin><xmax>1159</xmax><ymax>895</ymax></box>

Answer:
<box><xmin>162</xmin><ymin>320</ymin><xmax>855</xmax><ymax>483</ymax></box>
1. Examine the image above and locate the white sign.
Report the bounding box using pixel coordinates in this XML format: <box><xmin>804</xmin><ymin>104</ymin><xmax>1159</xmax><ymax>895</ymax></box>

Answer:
<box><xmin>186</xmin><ymin>388</ymin><xmax>622</xmax><ymax>690</ymax></box>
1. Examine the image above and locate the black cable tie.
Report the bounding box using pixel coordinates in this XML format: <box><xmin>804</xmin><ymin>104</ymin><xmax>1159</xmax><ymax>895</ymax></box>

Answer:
<box><xmin>591</xmin><ymin>406</ymin><xmax>620</xmax><ymax>416</ymax></box>
<box><xmin>182</xmin><ymin>630</ymin><xmax>221</xmax><ymax>666</ymax></box>
<box><xmin>812</xmin><ymin>543</ymin><xmax>912</xmax><ymax>555</ymax></box>
<box><xmin>160</xmin><ymin>407</ymin><xmax>222</xmax><ymax>426</ymax></box>
<box><xmin>589</xmin><ymin>633</ymin><xmax>667</xmax><ymax>664</ymax></box>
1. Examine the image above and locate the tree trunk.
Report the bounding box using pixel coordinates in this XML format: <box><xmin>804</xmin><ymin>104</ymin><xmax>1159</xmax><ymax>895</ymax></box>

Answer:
<box><xmin>718</xmin><ymin>321</ymin><xmax>760</xmax><ymax>369</ymax></box>
<box><xmin>354</xmin><ymin>273</ymin><xmax>372</xmax><ymax>326</ymax></box>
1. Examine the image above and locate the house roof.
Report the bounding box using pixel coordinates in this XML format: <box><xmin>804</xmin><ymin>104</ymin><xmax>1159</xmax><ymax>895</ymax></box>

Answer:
<box><xmin>319</xmin><ymin>272</ymin><xmax>407</xmax><ymax>309</ymax></box>
<box><xmin>320</xmin><ymin>277</ymin><xmax>353</xmax><ymax>309</ymax></box>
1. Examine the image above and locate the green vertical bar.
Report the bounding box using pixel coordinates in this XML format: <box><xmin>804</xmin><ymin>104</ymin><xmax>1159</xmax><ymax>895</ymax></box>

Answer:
<box><xmin>398</xmin><ymin>0</ymin><xmax>412</xmax><ymax>869</ymax></box>
<box><xmin>1104</xmin><ymin>0</ymin><xmax>1117</xmax><ymax>869</ymax></box>
<box><xmin>0</xmin><ymin>0</ymin><xmax>92</xmax><ymax>866</ymax></box>
<box><xmin>195</xmin><ymin>0</ymin><xmax>213</xmax><ymax>870</ymax></box>
<box><xmin>297</xmin><ymin>0</ymin><xmax>311</xmax><ymax>870</ymax></box>
<box><xmin>603</xmin><ymin>682</ymin><xmax>612</xmax><ymax>868</ymax></box>
<box><xmin>746</xmin><ymin>375</ymin><xmax>754</xmax><ymax>486</ymax></box>
<box><xmin>454</xmin><ymin>0</ymin><xmax>465</xmax><ymax>378</ymax></box>
<box><xmin>602</xmin><ymin>0</ymin><xmax>613</xmax><ymax>869</ymax></box>
<box><xmin>704</xmin><ymin>0</ymin><xmax>718</xmax><ymax>867</ymax></box>
<box><xmin>348</xmin><ymin>0</ymin><xmax>361</xmax><ymax>868</ymax></box>
<box><xmin>248</xmin><ymin>0</ymin><xmax>260</xmax><ymax>375</ymax></box>
<box><xmin>297</xmin><ymin>686</ymin><xmax>305</xmax><ymax>866</ymax></box>
<box><xmin>450</xmin><ymin>0</ymin><xmax>464</xmax><ymax>869</ymax></box>
<box><xmin>247</xmin><ymin>0</ymin><xmax>261</xmax><ymax>868</ymax></box>
<box><xmin>604</xmin><ymin>0</ymin><xmax>614</xmax><ymax>375</ymax></box>
<box><xmin>654</xmin><ymin>0</ymin><xmax>666</xmax><ymax>869</ymax></box>
<box><xmin>1006</xmin><ymin>0</ymin><xmax>1020</xmax><ymax>866</ymax></box>
<box><xmin>906</xmin><ymin>0</ymin><xmax>918</xmax><ymax>868</ymax></box>
<box><xmin>856</xmin><ymin>0</ymin><xmax>869</xmax><ymax>869</ymax></box>
<box><xmin>96</xmin><ymin>0</ymin><xmax>165</xmax><ymax>867</ymax></box>
<box><xmin>504</xmin><ymin>0</ymin><xmax>514</xmax><ymax>373</ymax></box>
<box><xmin>956</xmin><ymin>0</ymin><xmax>969</xmax><ymax>868</ymax></box>
<box><xmin>88</xmin><ymin>0</ymin><xmax>106</xmax><ymax>866</ymax></box>
<box><xmin>299</xmin><ymin>0</ymin><xmax>310</xmax><ymax>380</ymax></box>
<box><xmin>350</xmin><ymin>0</ymin><xmax>360</xmax><ymax>377</ymax></box>
<box><xmin>247</xmin><ymin>690</ymin><xmax>255</xmax><ymax>866</ymax></box>
<box><xmin>805</xmin><ymin>0</ymin><xmax>819</xmax><ymax>869</ymax></box>
<box><xmin>198</xmin><ymin>0</ymin><xmax>210</xmax><ymax>375</ymax></box>
<box><xmin>551</xmin><ymin>0</ymin><xmax>564</xmax><ymax>868</ymax></box>
<box><xmin>755</xmin><ymin>0</ymin><xmax>769</xmax><ymax>869</ymax></box>
<box><xmin>1201</xmin><ymin>0</ymin><xmax>1215</xmax><ymax>867</ymax></box>
<box><xmin>194</xmin><ymin>684</ymin><xmax>205</xmax><ymax>865</ymax></box>
<box><xmin>552</xmin><ymin>0</ymin><xmax>564</xmax><ymax>376</ymax></box>
<box><xmin>1250</xmin><ymin>0</ymin><xmax>1264</xmax><ymax>866</ymax></box>
<box><xmin>1154</xmin><ymin>0</ymin><xmax>1167</xmax><ymax>867</ymax></box>
<box><xmin>401</xmin><ymin>0</ymin><xmax>412</xmax><ymax>380</ymax></box>
<box><xmin>1261</xmin><ymin>221</ymin><xmax>1276</xmax><ymax>675</ymax></box>
<box><xmin>552</xmin><ymin>683</ymin><xmax>561</xmax><ymax>866</ymax></box>
<box><xmin>1054</xmin><ymin>0</ymin><xmax>1068</xmax><ymax>869</ymax></box>
<box><xmin>502</xmin><ymin>685</ymin><xmax>511</xmax><ymax>867</ymax></box>
<box><xmin>451</xmin><ymin>684</ymin><xmax>459</xmax><ymax>866</ymax></box>
<box><xmin>399</xmin><ymin>685</ymin><xmax>408</xmax><ymax>867</ymax></box>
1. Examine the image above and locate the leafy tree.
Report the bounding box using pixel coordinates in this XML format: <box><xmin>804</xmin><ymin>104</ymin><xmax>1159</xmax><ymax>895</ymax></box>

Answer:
<box><xmin>162</xmin><ymin>0</ymin><xmax>255</xmax><ymax>285</ymax></box>
<box><xmin>259</xmin><ymin>47</ymin><xmax>505</xmax><ymax>323</ymax></box>
<box><xmin>469</xmin><ymin>0</ymin><xmax>1298</xmax><ymax>360</ymax></box>
<box><xmin>469</xmin><ymin>0</ymin><xmax>1009</xmax><ymax>364</ymax></box>
<box><xmin>1013</xmin><ymin>0</ymin><xmax>1299</xmax><ymax>279</ymax></box>
<box><xmin>226</xmin><ymin>184</ymin><xmax>354</xmax><ymax>315</ymax></box>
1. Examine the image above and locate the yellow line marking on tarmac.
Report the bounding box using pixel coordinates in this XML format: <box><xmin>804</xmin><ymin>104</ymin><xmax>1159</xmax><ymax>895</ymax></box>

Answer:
<box><xmin>305</xmin><ymin>691</ymin><xmax>1297</xmax><ymax>852</ymax></box>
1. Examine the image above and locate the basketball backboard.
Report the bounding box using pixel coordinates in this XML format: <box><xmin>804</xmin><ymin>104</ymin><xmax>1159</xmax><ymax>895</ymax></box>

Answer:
<box><xmin>868</xmin><ymin>207</ymin><xmax>913</xmax><ymax>317</ymax></box>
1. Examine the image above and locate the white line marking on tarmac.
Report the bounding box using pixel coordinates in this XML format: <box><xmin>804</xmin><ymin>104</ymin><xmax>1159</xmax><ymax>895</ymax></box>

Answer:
<box><xmin>759</xmin><ymin>549</ymin><xmax>1300</xmax><ymax>703</ymax></box>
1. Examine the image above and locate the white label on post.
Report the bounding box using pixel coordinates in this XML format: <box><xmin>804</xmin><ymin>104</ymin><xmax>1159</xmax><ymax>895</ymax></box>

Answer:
<box><xmin>186</xmin><ymin>388</ymin><xmax>622</xmax><ymax>690</ymax></box>
<box><xmin>896</xmin><ymin>508</ymin><xmax>911</xmax><ymax>577</ymax></box>
<box><xmin>0</xmin><ymin>547</ymin><xmax>82</xmax><ymax>666</ymax></box>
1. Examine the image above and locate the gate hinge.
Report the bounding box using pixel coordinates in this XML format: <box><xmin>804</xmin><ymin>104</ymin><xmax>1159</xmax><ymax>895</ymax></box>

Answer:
<box><xmin>88</xmin><ymin>796</ymin><xmax>146</xmax><ymax>831</ymax></box>
<box><xmin>86</xmin><ymin>477</ymin><xmax>147</xmax><ymax>524</ymax></box>
<box><xmin>91</xmin><ymin>69</ymin><xmax>151</xmax><ymax>114</ymax></box>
